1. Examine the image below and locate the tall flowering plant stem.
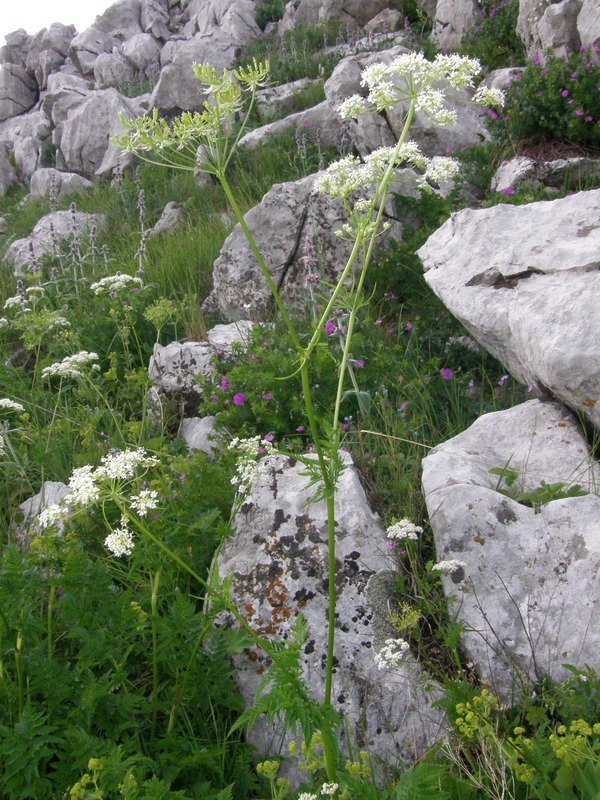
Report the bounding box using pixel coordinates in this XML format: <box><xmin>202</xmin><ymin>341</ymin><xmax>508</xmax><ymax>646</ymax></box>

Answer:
<box><xmin>115</xmin><ymin>54</ymin><xmax>503</xmax><ymax>777</ymax></box>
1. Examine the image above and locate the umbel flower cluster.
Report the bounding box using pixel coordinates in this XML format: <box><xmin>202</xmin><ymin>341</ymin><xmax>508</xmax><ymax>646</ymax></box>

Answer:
<box><xmin>37</xmin><ymin>448</ymin><xmax>159</xmax><ymax>556</ymax></box>
<box><xmin>228</xmin><ymin>435</ymin><xmax>277</xmax><ymax>498</ymax></box>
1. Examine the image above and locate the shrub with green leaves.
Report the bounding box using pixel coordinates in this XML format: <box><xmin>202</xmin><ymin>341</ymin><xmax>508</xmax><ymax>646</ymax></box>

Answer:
<box><xmin>461</xmin><ymin>0</ymin><xmax>525</xmax><ymax>70</ymax></box>
<box><xmin>487</xmin><ymin>46</ymin><xmax>600</xmax><ymax>151</ymax></box>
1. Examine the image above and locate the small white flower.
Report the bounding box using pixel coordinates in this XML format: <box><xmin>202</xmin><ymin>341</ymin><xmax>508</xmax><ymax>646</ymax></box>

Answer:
<box><xmin>298</xmin><ymin>794</ymin><xmax>317</xmax><ymax>800</ymax></box>
<box><xmin>130</xmin><ymin>489</ymin><xmax>159</xmax><ymax>517</ymax></box>
<box><xmin>337</xmin><ymin>94</ymin><xmax>369</xmax><ymax>118</ymax></box>
<box><xmin>37</xmin><ymin>503</ymin><xmax>65</xmax><ymax>529</ymax></box>
<box><xmin>0</xmin><ymin>399</ymin><xmax>24</xmax><ymax>412</ymax></box>
<box><xmin>321</xmin><ymin>782</ymin><xmax>339</xmax><ymax>797</ymax></box>
<box><xmin>374</xmin><ymin>638</ymin><xmax>410</xmax><ymax>669</ymax></box>
<box><xmin>386</xmin><ymin>519</ymin><xmax>422</xmax><ymax>541</ymax></box>
<box><xmin>473</xmin><ymin>85</ymin><xmax>505</xmax><ymax>107</ymax></box>
<box><xmin>41</xmin><ymin>351</ymin><xmax>99</xmax><ymax>380</ymax></box>
<box><xmin>229</xmin><ymin>436</ymin><xmax>277</xmax><ymax>498</ymax></box>
<box><xmin>97</xmin><ymin>448</ymin><xmax>159</xmax><ymax>481</ymax></box>
<box><xmin>432</xmin><ymin>559</ymin><xmax>466</xmax><ymax>576</ymax></box>
<box><xmin>4</xmin><ymin>295</ymin><xmax>28</xmax><ymax>310</ymax></box>
<box><xmin>90</xmin><ymin>273</ymin><xmax>143</xmax><ymax>295</ymax></box>
<box><xmin>64</xmin><ymin>465</ymin><xmax>100</xmax><ymax>508</ymax></box>
<box><xmin>104</xmin><ymin>515</ymin><xmax>135</xmax><ymax>557</ymax></box>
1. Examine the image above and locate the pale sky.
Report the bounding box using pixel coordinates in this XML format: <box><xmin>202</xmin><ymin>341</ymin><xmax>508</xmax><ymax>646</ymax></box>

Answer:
<box><xmin>1</xmin><ymin>0</ymin><xmax>112</xmax><ymax>46</ymax></box>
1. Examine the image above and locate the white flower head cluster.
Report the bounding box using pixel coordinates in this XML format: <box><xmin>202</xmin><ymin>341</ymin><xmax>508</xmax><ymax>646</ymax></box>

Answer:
<box><xmin>320</xmin><ymin>783</ymin><xmax>339</xmax><ymax>797</ymax></box>
<box><xmin>90</xmin><ymin>273</ymin><xmax>143</xmax><ymax>295</ymax></box>
<box><xmin>473</xmin><ymin>85</ymin><xmax>505</xmax><ymax>107</ymax></box>
<box><xmin>417</xmin><ymin>156</ymin><xmax>460</xmax><ymax>191</ymax></box>
<box><xmin>374</xmin><ymin>637</ymin><xmax>410</xmax><ymax>670</ymax></box>
<box><xmin>432</xmin><ymin>558</ymin><xmax>466</xmax><ymax>576</ymax></box>
<box><xmin>97</xmin><ymin>448</ymin><xmax>159</xmax><ymax>481</ymax></box>
<box><xmin>41</xmin><ymin>351</ymin><xmax>100</xmax><ymax>380</ymax></box>
<box><xmin>37</xmin><ymin>448</ymin><xmax>160</xmax><ymax>536</ymax></box>
<box><xmin>386</xmin><ymin>519</ymin><xmax>423</xmax><ymax>542</ymax></box>
<box><xmin>104</xmin><ymin>515</ymin><xmax>135</xmax><ymax>557</ymax></box>
<box><xmin>229</xmin><ymin>436</ymin><xmax>277</xmax><ymax>498</ymax></box>
<box><xmin>47</xmin><ymin>315</ymin><xmax>71</xmax><ymax>332</ymax></box>
<box><xmin>0</xmin><ymin>398</ymin><xmax>24</xmax><ymax>413</ymax></box>
<box><xmin>298</xmin><ymin>794</ymin><xmax>317</xmax><ymax>800</ymax></box>
<box><xmin>130</xmin><ymin>489</ymin><xmax>159</xmax><ymax>517</ymax></box>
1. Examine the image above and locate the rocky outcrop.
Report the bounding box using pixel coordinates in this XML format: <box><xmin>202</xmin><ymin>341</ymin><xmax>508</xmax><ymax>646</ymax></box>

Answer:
<box><xmin>577</xmin><ymin>0</ymin><xmax>600</xmax><ymax>51</ymax></box>
<box><xmin>69</xmin><ymin>27</ymin><xmax>119</xmax><ymax>78</ymax></box>
<box><xmin>517</xmin><ymin>0</ymin><xmax>590</xmax><ymax>58</ymax></box>
<box><xmin>422</xmin><ymin>399</ymin><xmax>600</xmax><ymax>699</ymax></box>
<box><xmin>279</xmin><ymin>0</ymin><xmax>393</xmax><ymax>32</ymax></box>
<box><xmin>204</xmin><ymin>173</ymin><xmax>402</xmax><ymax>322</ymax></box>
<box><xmin>417</xmin><ymin>189</ymin><xmax>600</xmax><ymax>429</ymax></box>
<box><xmin>491</xmin><ymin>154</ymin><xmax>600</xmax><ymax>194</ymax></box>
<box><xmin>0</xmin><ymin>110</ymin><xmax>52</xmax><ymax>178</ymax></box>
<box><xmin>431</xmin><ymin>0</ymin><xmax>478</xmax><ymax>49</ymax></box>
<box><xmin>0</xmin><ymin>63</ymin><xmax>38</xmax><ymax>122</ymax></box>
<box><xmin>216</xmin><ymin>452</ymin><xmax>446</xmax><ymax>770</ymax></box>
<box><xmin>29</xmin><ymin>168</ymin><xmax>94</xmax><ymax>201</ymax></box>
<box><xmin>54</xmin><ymin>88</ymin><xmax>148</xmax><ymax>177</ymax></box>
<box><xmin>4</xmin><ymin>210</ymin><xmax>106</xmax><ymax>274</ymax></box>
<box><xmin>183</xmin><ymin>0</ymin><xmax>261</xmax><ymax>44</ymax></box>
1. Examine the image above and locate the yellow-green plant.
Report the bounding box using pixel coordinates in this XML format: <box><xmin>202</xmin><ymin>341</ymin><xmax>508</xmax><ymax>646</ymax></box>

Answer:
<box><xmin>115</xmin><ymin>54</ymin><xmax>503</xmax><ymax>781</ymax></box>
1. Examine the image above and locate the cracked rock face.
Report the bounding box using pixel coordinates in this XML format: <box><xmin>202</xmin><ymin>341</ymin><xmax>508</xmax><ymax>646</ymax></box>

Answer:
<box><xmin>417</xmin><ymin>189</ymin><xmax>600</xmax><ymax>428</ymax></box>
<box><xmin>0</xmin><ymin>63</ymin><xmax>38</xmax><ymax>122</ymax></box>
<box><xmin>215</xmin><ymin>453</ymin><xmax>445</xmax><ymax>772</ymax></box>
<box><xmin>422</xmin><ymin>400</ymin><xmax>600</xmax><ymax>699</ymax></box>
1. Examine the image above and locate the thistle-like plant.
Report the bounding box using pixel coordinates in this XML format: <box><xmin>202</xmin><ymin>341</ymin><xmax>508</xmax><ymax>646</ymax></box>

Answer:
<box><xmin>116</xmin><ymin>53</ymin><xmax>502</xmax><ymax>780</ymax></box>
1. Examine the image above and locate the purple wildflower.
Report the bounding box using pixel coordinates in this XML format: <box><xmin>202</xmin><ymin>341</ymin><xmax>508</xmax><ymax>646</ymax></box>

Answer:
<box><xmin>233</xmin><ymin>393</ymin><xmax>246</xmax><ymax>406</ymax></box>
<box><xmin>440</xmin><ymin>368</ymin><xmax>454</xmax><ymax>381</ymax></box>
<box><xmin>262</xmin><ymin>392</ymin><xmax>273</xmax><ymax>400</ymax></box>
<box><xmin>325</xmin><ymin>321</ymin><xmax>336</xmax><ymax>335</ymax></box>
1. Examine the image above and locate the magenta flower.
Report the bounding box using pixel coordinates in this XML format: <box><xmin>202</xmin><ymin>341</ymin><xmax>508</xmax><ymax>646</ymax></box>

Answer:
<box><xmin>575</xmin><ymin>109</ymin><xmax>584</xmax><ymax>116</ymax></box>
<box><xmin>586</xmin><ymin>116</ymin><xmax>594</xmax><ymax>122</ymax></box>
<box><xmin>561</xmin><ymin>89</ymin><xmax>569</xmax><ymax>98</ymax></box>
<box><xmin>233</xmin><ymin>393</ymin><xmax>246</xmax><ymax>406</ymax></box>
<box><xmin>533</xmin><ymin>53</ymin><xmax>541</xmax><ymax>66</ymax></box>
<box><xmin>353</xmin><ymin>359</ymin><xmax>365</xmax><ymax>369</ymax></box>
<box><xmin>264</xmin><ymin>433</ymin><xmax>275</xmax><ymax>442</ymax></box>
<box><xmin>501</xmin><ymin>186</ymin><xmax>516</xmax><ymax>196</ymax></box>
<box><xmin>324</xmin><ymin>321</ymin><xmax>336</xmax><ymax>335</ymax></box>
<box><xmin>296</xmin><ymin>425</ymin><xmax>305</xmax><ymax>432</ymax></box>
<box><xmin>498</xmin><ymin>374</ymin><xmax>509</xmax><ymax>386</ymax></box>
<box><xmin>487</xmin><ymin>109</ymin><xmax>499</xmax><ymax>120</ymax></box>
<box><xmin>262</xmin><ymin>392</ymin><xmax>273</xmax><ymax>400</ymax></box>
<box><xmin>405</xmin><ymin>322</ymin><xmax>413</xmax><ymax>332</ymax></box>
<box><xmin>440</xmin><ymin>368</ymin><xmax>454</xmax><ymax>381</ymax></box>
<box><xmin>220</xmin><ymin>375</ymin><xmax>229</xmax><ymax>391</ymax></box>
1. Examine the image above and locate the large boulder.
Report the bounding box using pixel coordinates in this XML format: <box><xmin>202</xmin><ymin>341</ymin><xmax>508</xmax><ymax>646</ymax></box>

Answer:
<box><xmin>518</xmin><ymin>0</ymin><xmax>585</xmax><ymax>58</ymax></box>
<box><xmin>0</xmin><ymin>29</ymin><xmax>32</xmax><ymax>70</ymax></box>
<box><xmin>122</xmin><ymin>32</ymin><xmax>162</xmax><ymax>74</ymax></box>
<box><xmin>0</xmin><ymin>143</ymin><xmax>17</xmax><ymax>196</ymax></box>
<box><xmin>150</xmin><ymin>30</ymin><xmax>239</xmax><ymax>113</ymax></box>
<box><xmin>215</xmin><ymin>452</ymin><xmax>446</xmax><ymax>770</ymax></box>
<box><xmin>54</xmin><ymin>88</ymin><xmax>148</xmax><ymax>177</ymax></box>
<box><xmin>41</xmin><ymin>72</ymin><xmax>91</xmax><ymax>127</ymax></box>
<box><xmin>94</xmin><ymin>49</ymin><xmax>138</xmax><ymax>89</ymax></box>
<box><xmin>430</xmin><ymin>0</ymin><xmax>479</xmax><ymax>49</ymax></box>
<box><xmin>92</xmin><ymin>0</ymin><xmax>144</xmax><ymax>41</ymax></box>
<box><xmin>422</xmin><ymin>399</ymin><xmax>600</xmax><ymax>699</ymax></box>
<box><xmin>205</xmin><ymin>173</ymin><xmax>402</xmax><ymax>321</ymax></box>
<box><xmin>279</xmin><ymin>0</ymin><xmax>393</xmax><ymax>31</ymax></box>
<box><xmin>141</xmin><ymin>0</ymin><xmax>172</xmax><ymax>40</ymax></box>
<box><xmin>29</xmin><ymin>168</ymin><xmax>94</xmax><ymax>201</ymax></box>
<box><xmin>0</xmin><ymin>110</ymin><xmax>52</xmax><ymax>177</ymax></box>
<box><xmin>577</xmin><ymin>0</ymin><xmax>600</xmax><ymax>51</ymax></box>
<box><xmin>4</xmin><ymin>210</ymin><xmax>106</xmax><ymax>275</ymax></box>
<box><xmin>183</xmin><ymin>0</ymin><xmax>261</xmax><ymax>44</ymax></box>
<box><xmin>26</xmin><ymin>23</ymin><xmax>76</xmax><ymax>90</ymax></box>
<box><xmin>0</xmin><ymin>63</ymin><xmax>38</xmax><ymax>122</ymax></box>
<box><xmin>70</xmin><ymin>27</ymin><xmax>119</xmax><ymax>78</ymax></box>
<box><xmin>417</xmin><ymin>189</ymin><xmax>600</xmax><ymax>429</ymax></box>
<box><xmin>238</xmin><ymin>102</ymin><xmax>345</xmax><ymax>150</ymax></box>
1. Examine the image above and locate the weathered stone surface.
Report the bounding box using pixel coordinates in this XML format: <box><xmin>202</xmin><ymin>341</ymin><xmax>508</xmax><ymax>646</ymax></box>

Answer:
<box><xmin>0</xmin><ymin>110</ymin><xmax>52</xmax><ymax>177</ymax></box>
<box><xmin>41</xmin><ymin>72</ymin><xmax>91</xmax><ymax>127</ymax></box>
<box><xmin>206</xmin><ymin>320</ymin><xmax>255</xmax><ymax>349</ymax></box>
<box><xmin>205</xmin><ymin>173</ymin><xmax>401</xmax><ymax>321</ymax></box>
<box><xmin>418</xmin><ymin>189</ymin><xmax>600</xmax><ymax>428</ymax></box>
<box><xmin>147</xmin><ymin>200</ymin><xmax>183</xmax><ymax>237</ymax></box>
<box><xmin>279</xmin><ymin>0</ymin><xmax>392</xmax><ymax>31</ymax></box>
<box><xmin>183</xmin><ymin>0</ymin><xmax>261</xmax><ymax>44</ymax></box>
<box><xmin>30</xmin><ymin>168</ymin><xmax>94</xmax><ymax>201</ymax></box>
<box><xmin>422</xmin><ymin>399</ymin><xmax>600</xmax><ymax>698</ymax></box>
<box><xmin>39</xmin><ymin>22</ymin><xmax>76</xmax><ymax>57</ymax></box>
<box><xmin>94</xmin><ymin>49</ymin><xmax>137</xmax><ymax>88</ymax></box>
<box><xmin>536</xmin><ymin>0</ymin><xmax>582</xmax><ymax>60</ymax></box>
<box><xmin>4</xmin><ymin>210</ymin><xmax>106</xmax><ymax>274</ymax></box>
<box><xmin>0</xmin><ymin>143</ymin><xmax>17</xmax><ymax>196</ymax></box>
<box><xmin>70</xmin><ymin>27</ymin><xmax>118</xmax><ymax>78</ymax></box>
<box><xmin>54</xmin><ymin>88</ymin><xmax>147</xmax><ymax>177</ymax></box>
<box><xmin>364</xmin><ymin>8</ymin><xmax>404</xmax><ymax>33</ymax></box>
<box><xmin>16</xmin><ymin>481</ymin><xmax>70</xmax><ymax>545</ymax></box>
<box><xmin>141</xmin><ymin>0</ymin><xmax>172</xmax><ymax>40</ymax></box>
<box><xmin>431</xmin><ymin>0</ymin><xmax>478</xmax><ymax>49</ymax></box>
<box><xmin>0</xmin><ymin>63</ymin><xmax>38</xmax><ymax>122</ymax></box>
<box><xmin>238</xmin><ymin>101</ymin><xmax>345</xmax><ymax>150</ymax></box>
<box><xmin>255</xmin><ymin>78</ymin><xmax>323</xmax><ymax>121</ymax></box>
<box><xmin>122</xmin><ymin>32</ymin><xmax>162</xmax><ymax>73</ymax></box>
<box><xmin>491</xmin><ymin>155</ymin><xmax>600</xmax><ymax>193</ymax></box>
<box><xmin>215</xmin><ymin>452</ymin><xmax>445</xmax><ymax>769</ymax></box>
<box><xmin>578</xmin><ymin>0</ymin><xmax>600</xmax><ymax>50</ymax></box>
<box><xmin>93</xmin><ymin>0</ymin><xmax>144</xmax><ymax>41</ymax></box>
<box><xmin>150</xmin><ymin>31</ymin><xmax>237</xmax><ymax>113</ymax></box>
<box><xmin>180</xmin><ymin>416</ymin><xmax>218</xmax><ymax>458</ymax></box>
<box><xmin>0</xmin><ymin>29</ymin><xmax>32</xmax><ymax>70</ymax></box>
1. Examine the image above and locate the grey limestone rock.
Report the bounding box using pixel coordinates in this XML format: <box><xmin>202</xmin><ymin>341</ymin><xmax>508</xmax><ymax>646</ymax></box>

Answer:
<box><xmin>147</xmin><ymin>200</ymin><xmax>183</xmax><ymax>237</ymax></box>
<box><xmin>215</xmin><ymin>452</ymin><xmax>446</xmax><ymax>771</ymax></box>
<box><xmin>417</xmin><ymin>189</ymin><xmax>600</xmax><ymax>429</ymax></box>
<box><xmin>15</xmin><ymin>481</ymin><xmax>70</xmax><ymax>545</ymax></box>
<box><xmin>431</xmin><ymin>0</ymin><xmax>479</xmax><ymax>49</ymax></box>
<box><xmin>70</xmin><ymin>27</ymin><xmax>118</xmax><ymax>78</ymax></box>
<box><xmin>179</xmin><ymin>416</ymin><xmax>218</xmax><ymax>458</ymax></box>
<box><xmin>29</xmin><ymin>168</ymin><xmax>94</xmax><ymax>201</ymax></box>
<box><xmin>0</xmin><ymin>63</ymin><xmax>38</xmax><ymax>122</ymax></box>
<box><xmin>422</xmin><ymin>399</ymin><xmax>600</xmax><ymax>698</ymax></box>
<box><xmin>279</xmin><ymin>0</ymin><xmax>393</xmax><ymax>31</ymax></box>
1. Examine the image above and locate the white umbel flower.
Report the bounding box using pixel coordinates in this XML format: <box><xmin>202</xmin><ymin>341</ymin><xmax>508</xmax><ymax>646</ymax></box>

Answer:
<box><xmin>432</xmin><ymin>559</ymin><xmax>466</xmax><ymax>575</ymax></box>
<box><xmin>374</xmin><ymin>637</ymin><xmax>410</xmax><ymax>669</ymax></box>
<box><xmin>386</xmin><ymin>519</ymin><xmax>423</xmax><ymax>541</ymax></box>
<box><xmin>104</xmin><ymin>515</ymin><xmax>135</xmax><ymax>557</ymax></box>
<box><xmin>130</xmin><ymin>489</ymin><xmax>159</xmax><ymax>517</ymax></box>
<box><xmin>0</xmin><ymin>399</ymin><xmax>24</xmax><ymax>412</ymax></box>
<box><xmin>90</xmin><ymin>273</ymin><xmax>143</xmax><ymax>295</ymax></box>
<box><xmin>41</xmin><ymin>351</ymin><xmax>100</xmax><ymax>380</ymax></box>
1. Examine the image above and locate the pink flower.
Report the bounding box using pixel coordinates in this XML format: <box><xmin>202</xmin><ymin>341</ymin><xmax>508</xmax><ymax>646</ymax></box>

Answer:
<box><xmin>501</xmin><ymin>186</ymin><xmax>515</xmax><ymax>196</ymax></box>
<box><xmin>575</xmin><ymin>109</ymin><xmax>584</xmax><ymax>116</ymax></box>
<box><xmin>440</xmin><ymin>368</ymin><xmax>454</xmax><ymax>381</ymax></box>
<box><xmin>498</xmin><ymin>374</ymin><xmax>509</xmax><ymax>386</ymax></box>
<box><xmin>264</xmin><ymin>433</ymin><xmax>275</xmax><ymax>442</ymax></box>
<box><xmin>262</xmin><ymin>392</ymin><xmax>273</xmax><ymax>400</ymax></box>
<box><xmin>296</xmin><ymin>425</ymin><xmax>305</xmax><ymax>432</ymax></box>
<box><xmin>353</xmin><ymin>359</ymin><xmax>365</xmax><ymax>369</ymax></box>
<box><xmin>561</xmin><ymin>89</ymin><xmax>569</xmax><ymax>98</ymax></box>
<box><xmin>487</xmin><ymin>109</ymin><xmax>499</xmax><ymax>120</ymax></box>
<box><xmin>233</xmin><ymin>393</ymin><xmax>246</xmax><ymax>406</ymax></box>
<box><xmin>220</xmin><ymin>375</ymin><xmax>229</xmax><ymax>391</ymax></box>
<box><xmin>325</xmin><ymin>321</ymin><xmax>336</xmax><ymax>335</ymax></box>
<box><xmin>405</xmin><ymin>322</ymin><xmax>413</xmax><ymax>332</ymax></box>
